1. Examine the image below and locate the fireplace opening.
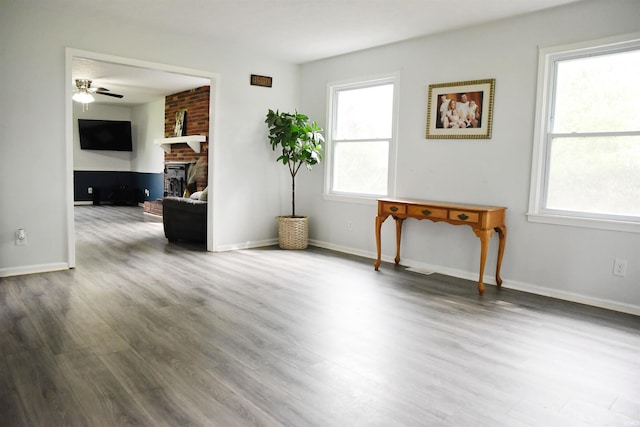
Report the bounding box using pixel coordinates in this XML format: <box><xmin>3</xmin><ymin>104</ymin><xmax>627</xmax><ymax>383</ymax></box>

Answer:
<box><xmin>164</xmin><ymin>162</ymin><xmax>192</xmax><ymax>197</ymax></box>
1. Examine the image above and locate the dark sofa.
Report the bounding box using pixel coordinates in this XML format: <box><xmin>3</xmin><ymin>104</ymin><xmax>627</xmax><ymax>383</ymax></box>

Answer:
<box><xmin>162</xmin><ymin>197</ymin><xmax>207</xmax><ymax>243</ymax></box>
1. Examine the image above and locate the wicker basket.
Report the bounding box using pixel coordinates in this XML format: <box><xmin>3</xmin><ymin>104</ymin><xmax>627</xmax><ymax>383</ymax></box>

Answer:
<box><xmin>277</xmin><ymin>216</ymin><xmax>309</xmax><ymax>250</ymax></box>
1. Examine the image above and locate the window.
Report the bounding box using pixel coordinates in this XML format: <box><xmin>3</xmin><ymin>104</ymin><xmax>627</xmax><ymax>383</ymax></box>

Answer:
<box><xmin>528</xmin><ymin>35</ymin><xmax>640</xmax><ymax>232</ymax></box>
<box><xmin>325</xmin><ymin>74</ymin><xmax>398</xmax><ymax>199</ymax></box>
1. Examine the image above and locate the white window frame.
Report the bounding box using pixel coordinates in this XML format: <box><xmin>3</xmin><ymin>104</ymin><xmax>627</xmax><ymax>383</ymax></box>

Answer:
<box><xmin>324</xmin><ymin>73</ymin><xmax>399</xmax><ymax>203</ymax></box>
<box><xmin>527</xmin><ymin>33</ymin><xmax>640</xmax><ymax>233</ymax></box>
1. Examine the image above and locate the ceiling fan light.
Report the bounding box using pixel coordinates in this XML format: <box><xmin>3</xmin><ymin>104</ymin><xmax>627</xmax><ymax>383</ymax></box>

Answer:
<box><xmin>72</xmin><ymin>91</ymin><xmax>95</xmax><ymax>104</ymax></box>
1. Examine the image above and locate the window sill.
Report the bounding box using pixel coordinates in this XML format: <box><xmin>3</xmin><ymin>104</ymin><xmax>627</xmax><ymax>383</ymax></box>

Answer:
<box><xmin>526</xmin><ymin>212</ymin><xmax>640</xmax><ymax>233</ymax></box>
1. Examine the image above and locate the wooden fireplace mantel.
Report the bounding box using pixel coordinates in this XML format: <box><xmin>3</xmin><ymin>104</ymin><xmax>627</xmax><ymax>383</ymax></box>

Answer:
<box><xmin>154</xmin><ymin>135</ymin><xmax>206</xmax><ymax>153</ymax></box>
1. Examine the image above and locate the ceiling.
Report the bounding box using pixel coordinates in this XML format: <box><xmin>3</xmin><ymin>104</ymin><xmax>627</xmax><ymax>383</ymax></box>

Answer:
<box><xmin>71</xmin><ymin>58</ymin><xmax>211</xmax><ymax>107</ymax></box>
<box><xmin>68</xmin><ymin>0</ymin><xmax>583</xmax><ymax>106</ymax></box>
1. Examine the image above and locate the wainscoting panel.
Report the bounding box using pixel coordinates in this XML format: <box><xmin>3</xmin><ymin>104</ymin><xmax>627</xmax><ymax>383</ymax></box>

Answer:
<box><xmin>74</xmin><ymin>171</ymin><xmax>163</xmax><ymax>204</ymax></box>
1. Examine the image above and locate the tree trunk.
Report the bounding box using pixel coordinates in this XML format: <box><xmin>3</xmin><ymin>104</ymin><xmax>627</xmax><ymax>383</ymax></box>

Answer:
<box><xmin>291</xmin><ymin>177</ymin><xmax>296</xmax><ymax>217</ymax></box>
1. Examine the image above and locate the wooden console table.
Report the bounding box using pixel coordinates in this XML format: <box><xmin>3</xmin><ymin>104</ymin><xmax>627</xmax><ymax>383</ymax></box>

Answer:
<box><xmin>374</xmin><ymin>198</ymin><xmax>507</xmax><ymax>295</ymax></box>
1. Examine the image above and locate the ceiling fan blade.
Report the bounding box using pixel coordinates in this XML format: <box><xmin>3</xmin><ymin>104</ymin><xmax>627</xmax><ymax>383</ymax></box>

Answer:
<box><xmin>96</xmin><ymin>90</ymin><xmax>124</xmax><ymax>99</ymax></box>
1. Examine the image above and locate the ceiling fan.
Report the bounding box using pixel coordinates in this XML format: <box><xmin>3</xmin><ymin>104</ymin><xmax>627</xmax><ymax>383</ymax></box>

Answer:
<box><xmin>73</xmin><ymin>79</ymin><xmax>124</xmax><ymax>104</ymax></box>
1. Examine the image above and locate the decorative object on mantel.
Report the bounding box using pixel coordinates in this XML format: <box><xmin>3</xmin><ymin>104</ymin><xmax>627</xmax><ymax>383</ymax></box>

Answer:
<box><xmin>174</xmin><ymin>109</ymin><xmax>186</xmax><ymax>137</ymax></box>
<box><xmin>425</xmin><ymin>78</ymin><xmax>495</xmax><ymax>139</ymax></box>
<box><xmin>184</xmin><ymin>157</ymin><xmax>206</xmax><ymax>198</ymax></box>
<box><xmin>265</xmin><ymin>109</ymin><xmax>324</xmax><ymax>249</ymax></box>
<box><xmin>251</xmin><ymin>74</ymin><xmax>272</xmax><ymax>88</ymax></box>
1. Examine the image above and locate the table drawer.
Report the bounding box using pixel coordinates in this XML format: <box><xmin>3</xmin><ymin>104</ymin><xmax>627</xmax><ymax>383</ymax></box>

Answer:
<box><xmin>381</xmin><ymin>202</ymin><xmax>407</xmax><ymax>215</ymax></box>
<box><xmin>407</xmin><ymin>205</ymin><xmax>448</xmax><ymax>219</ymax></box>
<box><xmin>449</xmin><ymin>210</ymin><xmax>479</xmax><ymax>223</ymax></box>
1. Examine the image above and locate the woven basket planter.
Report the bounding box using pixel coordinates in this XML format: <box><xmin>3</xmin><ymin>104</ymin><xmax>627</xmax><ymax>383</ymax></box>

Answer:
<box><xmin>277</xmin><ymin>216</ymin><xmax>309</xmax><ymax>250</ymax></box>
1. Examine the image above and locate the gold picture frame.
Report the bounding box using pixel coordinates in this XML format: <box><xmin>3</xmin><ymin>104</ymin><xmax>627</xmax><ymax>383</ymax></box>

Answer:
<box><xmin>425</xmin><ymin>79</ymin><xmax>495</xmax><ymax>139</ymax></box>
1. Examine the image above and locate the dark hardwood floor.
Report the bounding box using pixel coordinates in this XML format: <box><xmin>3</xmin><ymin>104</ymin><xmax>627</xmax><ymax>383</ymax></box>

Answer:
<box><xmin>0</xmin><ymin>205</ymin><xmax>638</xmax><ymax>426</ymax></box>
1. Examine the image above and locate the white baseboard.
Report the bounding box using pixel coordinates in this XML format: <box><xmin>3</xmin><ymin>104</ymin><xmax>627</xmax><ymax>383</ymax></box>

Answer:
<box><xmin>309</xmin><ymin>239</ymin><xmax>640</xmax><ymax>316</ymax></box>
<box><xmin>0</xmin><ymin>262</ymin><xmax>71</xmax><ymax>278</ymax></box>
<box><xmin>309</xmin><ymin>239</ymin><xmax>377</xmax><ymax>261</ymax></box>
<box><xmin>215</xmin><ymin>238</ymin><xmax>278</xmax><ymax>252</ymax></box>
<box><xmin>501</xmin><ymin>279</ymin><xmax>640</xmax><ymax>317</ymax></box>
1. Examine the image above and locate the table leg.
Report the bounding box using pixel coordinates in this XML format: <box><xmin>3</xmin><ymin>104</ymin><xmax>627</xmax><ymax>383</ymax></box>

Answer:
<box><xmin>494</xmin><ymin>226</ymin><xmax>507</xmax><ymax>287</ymax></box>
<box><xmin>394</xmin><ymin>217</ymin><xmax>404</xmax><ymax>265</ymax></box>
<box><xmin>374</xmin><ymin>215</ymin><xmax>386</xmax><ymax>270</ymax></box>
<box><xmin>474</xmin><ymin>228</ymin><xmax>494</xmax><ymax>295</ymax></box>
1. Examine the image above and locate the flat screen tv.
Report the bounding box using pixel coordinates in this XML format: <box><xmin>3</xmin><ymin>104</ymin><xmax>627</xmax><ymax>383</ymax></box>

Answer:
<box><xmin>78</xmin><ymin>119</ymin><xmax>133</xmax><ymax>151</ymax></box>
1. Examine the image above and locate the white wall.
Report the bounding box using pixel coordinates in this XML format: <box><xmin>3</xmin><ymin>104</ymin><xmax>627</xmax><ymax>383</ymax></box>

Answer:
<box><xmin>0</xmin><ymin>1</ymin><xmax>298</xmax><ymax>276</ymax></box>
<box><xmin>131</xmin><ymin>99</ymin><xmax>165</xmax><ymax>173</ymax></box>
<box><xmin>298</xmin><ymin>0</ymin><xmax>640</xmax><ymax>314</ymax></box>
<box><xmin>73</xmin><ymin>98</ymin><xmax>164</xmax><ymax>173</ymax></box>
<box><xmin>72</xmin><ymin>99</ymin><xmax>164</xmax><ymax>201</ymax></box>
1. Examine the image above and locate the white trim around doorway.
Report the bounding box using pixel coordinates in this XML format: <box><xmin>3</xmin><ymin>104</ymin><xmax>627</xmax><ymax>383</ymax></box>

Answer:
<box><xmin>65</xmin><ymin>48</ymin><xmax>221</xmax><ymax>267</ymax></box>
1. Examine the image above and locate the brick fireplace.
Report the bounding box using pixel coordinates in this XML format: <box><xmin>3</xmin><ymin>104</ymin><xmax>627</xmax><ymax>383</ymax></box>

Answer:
<box><xmin>144</xmin><ymin>85</ymin><xmax>210</xmax><ymax>217</ymax></box>
<box><xmin>163</xmin><ymin>86</ymin><xmax>210</xmax><ymax>193</ymax></box>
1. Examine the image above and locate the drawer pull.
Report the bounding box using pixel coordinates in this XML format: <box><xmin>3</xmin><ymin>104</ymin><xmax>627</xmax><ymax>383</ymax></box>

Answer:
<box><xmin>421</xmin><ymin>209</ymin><xmax>431</xmax><ymax>216</ymax></box>
<box><xmin>457</xmin><ymin>213</ymin><xmax>469</xmax><ymax>221</ymax></box>
<box><xmin>390</xmin><ymin>206</ymin><xmax>399</xmax><ymax>212</ymax></box>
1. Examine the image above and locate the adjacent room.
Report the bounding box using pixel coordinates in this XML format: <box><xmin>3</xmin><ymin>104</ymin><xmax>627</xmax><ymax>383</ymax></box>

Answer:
<box><xmin>1</xmin><ymin>0</ymin><xmax>639</xmax><ymax>425</ymax></box>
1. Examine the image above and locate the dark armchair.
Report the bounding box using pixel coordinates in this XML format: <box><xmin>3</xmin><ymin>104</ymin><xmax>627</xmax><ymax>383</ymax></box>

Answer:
<box><xmin>162</xmin><ymin>197</ymin><xmax>207</xmax><ymax>243</ymax></box>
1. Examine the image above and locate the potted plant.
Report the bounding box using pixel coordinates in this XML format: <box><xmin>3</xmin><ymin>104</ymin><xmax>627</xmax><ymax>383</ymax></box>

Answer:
<box><xmin>265</xmin><ymin>109</ymin><xmax>324</xmax><ymax>249</ymax></box>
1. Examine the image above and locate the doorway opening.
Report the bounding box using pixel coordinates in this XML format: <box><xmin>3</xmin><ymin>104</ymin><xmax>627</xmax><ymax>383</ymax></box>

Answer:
<box><xmin>65</xmin><ymin>48</ymin><xmax>218</xmax><ymax>267</ymax></box>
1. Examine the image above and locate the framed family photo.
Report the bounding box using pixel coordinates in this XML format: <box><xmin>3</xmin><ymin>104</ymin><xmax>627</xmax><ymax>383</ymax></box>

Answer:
<box><xmin>425</xmin><ymin>79</ymin><xmax>495</xmax><ymax>139</ymax></box>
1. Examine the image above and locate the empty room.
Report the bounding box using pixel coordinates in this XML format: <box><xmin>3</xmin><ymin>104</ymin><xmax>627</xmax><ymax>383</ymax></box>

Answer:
<box><xmin>1</xmin><ymin>0</ymin><xmax>639</xmax><ymax>425</ymax></box>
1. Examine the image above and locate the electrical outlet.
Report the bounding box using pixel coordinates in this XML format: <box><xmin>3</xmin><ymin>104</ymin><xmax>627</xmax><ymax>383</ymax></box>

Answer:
<box><xmin>88</xmin><ymin>187</ymin><xmax>93</xmax><ymax>194</ymax></box>
<box><xmin>347</xmin><ymin>220</ymin><xmax>353</xmax><ymax>230</ymax></box>
<box><xmin>613</xmin><ymin>259</ymin><xmax>627</xmax><ymax>277</ymax></box>
<box><xmin>145</xmin><ymin>188</ymin><xmax>150</xmax><ymax>197</ymax></box>
<box><xmin>15</xmin><ymin>229</ymin><xmax>27</xmax><ymax>246</ymax></box>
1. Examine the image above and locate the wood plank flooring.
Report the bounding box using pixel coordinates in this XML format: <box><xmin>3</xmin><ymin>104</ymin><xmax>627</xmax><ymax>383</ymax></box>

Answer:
<box><xmin>0</xmin><ymin>205</ymin><xmax>639</xmax><ymax>426</ymax></box>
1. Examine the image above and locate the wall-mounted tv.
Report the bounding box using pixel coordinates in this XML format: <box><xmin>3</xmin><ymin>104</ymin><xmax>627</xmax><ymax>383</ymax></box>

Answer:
<box><xmin>78</xmin><ymin>119</ymin><xmax>133</xmax><ymax>151</ymax></box>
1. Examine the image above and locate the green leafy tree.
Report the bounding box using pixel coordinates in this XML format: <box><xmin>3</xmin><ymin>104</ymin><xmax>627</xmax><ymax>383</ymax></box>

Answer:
<box><xmin>266</xmin><ymin>109</ymin><xmax>324</xmax><ymax>217</ymax></box>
